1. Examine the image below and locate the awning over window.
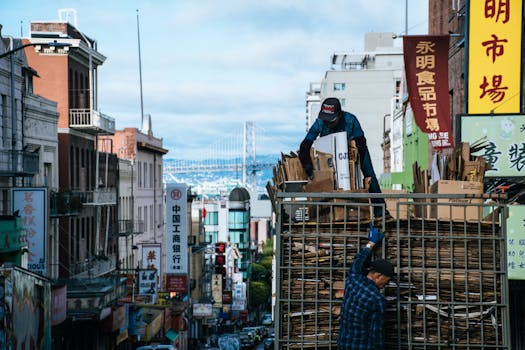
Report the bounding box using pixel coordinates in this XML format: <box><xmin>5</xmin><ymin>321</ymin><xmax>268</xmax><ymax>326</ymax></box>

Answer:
<box><xmin>165</xmin><ymin>329</ymin><xmax>178</xmax><ymax>342</ymax></box>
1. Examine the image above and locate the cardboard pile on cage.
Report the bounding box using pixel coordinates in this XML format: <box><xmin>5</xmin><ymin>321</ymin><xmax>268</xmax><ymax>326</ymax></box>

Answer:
<box><xmin>266</xmin><ymin>136</ymin><xmax>372</xmax><ymax>222</ymax></box>
<box><xmin>411</xmin><ymin>141</ymin><xmax>489</xmax><ymax>221</ymax></box>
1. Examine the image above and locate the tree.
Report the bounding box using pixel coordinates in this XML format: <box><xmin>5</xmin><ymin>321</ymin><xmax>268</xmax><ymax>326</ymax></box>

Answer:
<box><xmin>251</xmin><ymin>263</ymin><xmax>268</xmax><ymax>282</ymax></box>
<box><xmin>249</xmin><ymin>281</ymin><xmax>271</xmax><ymax>308</ymax></box>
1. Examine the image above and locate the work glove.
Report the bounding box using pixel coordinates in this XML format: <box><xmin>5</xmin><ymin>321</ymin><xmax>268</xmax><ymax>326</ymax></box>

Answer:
<box><xmin>368</xmin><ymin>224</ymin><xmax>385</xmax><ymax>244</ymax></box>
<box><xmin>304</xmin><ymin>164</ymin><xmax>314</xmax><ymax>180</ymax></box>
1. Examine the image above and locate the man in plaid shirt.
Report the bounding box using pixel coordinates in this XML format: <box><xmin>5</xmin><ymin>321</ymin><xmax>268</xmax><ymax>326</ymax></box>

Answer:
<box><xmin>337</xmin><ymin>226</ymin><xmax>394</xmax><ymax>349</ymax></box>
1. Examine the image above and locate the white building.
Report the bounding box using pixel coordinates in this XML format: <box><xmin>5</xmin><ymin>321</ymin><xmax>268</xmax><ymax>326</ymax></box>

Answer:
<box><xmin>312</xmin><ymin>32</ymin><xmax>403</xmax><ymax>175</ymax></box>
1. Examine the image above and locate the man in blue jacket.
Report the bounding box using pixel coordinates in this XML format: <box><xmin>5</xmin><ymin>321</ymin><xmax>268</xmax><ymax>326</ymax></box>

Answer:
<box><xmin>337</xmin><ymin>227</ymin><xmax>394</xmax><ymax>349</ymax></box>
<box><xmin>299</xmin><ymin>97</ymin><xmax>389</xmax><ymax>218</ymax></box>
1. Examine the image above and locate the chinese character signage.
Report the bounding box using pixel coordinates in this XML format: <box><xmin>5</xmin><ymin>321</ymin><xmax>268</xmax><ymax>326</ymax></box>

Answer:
<box><xmin>165</xmin><ymin>183</ymin><xmax>188</xmax><ymax>274</ymax></box>
<box><xmin>403</xmin><ymin>35</ymin><xmax>453</xmax><ymax>149</ymax></box>
<box><xmin>461</xmin><ymin>114</ymin><xmax>525</xmax><ymax>177</ymax></box>
<box><xmin>12</xmin><ymin>188</ymin><xmax>47</xmax><ymax>275</ymax></box>
<box><xmin>138</xmin><ymin>269</ymin><xmax>158</xmax><ymax>295</ymax></box>
<box><xmin>166</xmin><ymin>274</ymin><xmax>187</xmax><ymax>293</ymax></box>
<box><xmin>142</xmin><ymin>243</ymin><xmax>161</xmax><ymax>273</ymax></box>
<box><xmin>212</xmin><ymin>274</ymin><xmax>223</xmax><ymax>307</ymax></box>
<box><xmin>506</xmin><ymin>205</ymin><xmax>525</xmax><ymax>279</ymax></box>
<box><xmin>468</xmin><ymin>0</ymin><xmax>523</xmax><ymax>113</ymax></box>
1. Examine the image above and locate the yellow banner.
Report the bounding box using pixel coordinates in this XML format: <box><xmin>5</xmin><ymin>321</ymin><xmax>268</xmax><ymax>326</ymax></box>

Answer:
<box><xmin>468</xmin><ymin>0</ymin><xmax>523</xmax><ymax>113</ymax></box>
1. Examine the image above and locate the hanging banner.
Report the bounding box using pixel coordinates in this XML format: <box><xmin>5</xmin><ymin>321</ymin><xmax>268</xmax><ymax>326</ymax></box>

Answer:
<box><xmin>468</xmin><ymin>0</ymin><xmax>523</xmax><ymax>114</ymax></box>
<box><xmin>403</xmin><ymin>35</ymin><xmax>453</xmax><ymax>149</ymax></box>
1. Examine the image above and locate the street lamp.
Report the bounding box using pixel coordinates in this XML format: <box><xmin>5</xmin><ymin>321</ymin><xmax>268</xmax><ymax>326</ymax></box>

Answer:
<box><xmin>0</xmin><ymin>40</ymin><xmax>71</xmax><ymax>59</ymax></box>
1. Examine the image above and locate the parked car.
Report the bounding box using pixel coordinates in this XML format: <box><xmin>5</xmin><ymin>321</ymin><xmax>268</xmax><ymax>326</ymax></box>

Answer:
<box><xmin>262</xmin><ymin>313</ymin><xmax>272</xmax><ymax>326</ymax></box>
<box><xmin>136</xmin><ymin>345</ymin><xmax>175</xmax><ymax>350</ymax></box>
<box><xmin>239</xmin><ymin>331</ymin><xmax>254</xmax><ymax>349</ymax></box>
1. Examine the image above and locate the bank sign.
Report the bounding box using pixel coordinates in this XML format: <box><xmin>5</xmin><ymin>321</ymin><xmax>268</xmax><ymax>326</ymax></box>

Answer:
<box><xmin>12</xmin><ymin>188</ymin><xmax>47</xmax><ymax>276</ymax></box>
<box><xmin>165</xmin><ymin>183</ymin><xmax>188</xmax><ymax>274</ymax></box>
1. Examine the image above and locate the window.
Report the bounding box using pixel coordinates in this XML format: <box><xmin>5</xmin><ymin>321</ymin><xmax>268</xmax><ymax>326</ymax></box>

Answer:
<box><xmin>144</xmin><ymin>206</ymin><xmax>148</xmax><ymax>231</ymax></box>
<box><xmin>138</xmin><ymin>206</ymin><xmax>142</xmax><ymax>220</ymax></box>
<box><xmin>44</xmin><ymin>163</ymin><xmax>52</xmax><ymax>187</ymax></box>
<box><xmin>334</xmin><ymin>83</ymin><xmax>346</xmax><ymax>91</ymax></box>
<box><xmin>2</xmin><ymin>95</ymin><xmax>8</xmax><ymax>147</ymax></box>
<box><xmin>144</xmin><ymin>164</ymin><xmax>147</xmax><ymax>188</ymax></box>
<box><xmin>137</xmin><ymin>162</ymin><xmax>142</xmax><ymax>188</ymax></box>
<box><xmin>149</xmin><ymin>164</ymin><xmax>153</xmax><ymax>188</ymax></box>
<box><xmin>150</xmin><ymin>205</ymin><xmax>153</xmax><ymax>230</ymax></box>
<box><xmin>340</xmin><ymin>98</ymin><xmax>346</xmax><ymax>107</ymax></box>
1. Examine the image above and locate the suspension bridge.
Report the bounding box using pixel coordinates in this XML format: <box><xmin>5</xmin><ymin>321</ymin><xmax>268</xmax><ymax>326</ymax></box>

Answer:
<box><xmin>163</xmin><ymin>122</ymin><xmax>292</xmax><ymax>192</ymax></box>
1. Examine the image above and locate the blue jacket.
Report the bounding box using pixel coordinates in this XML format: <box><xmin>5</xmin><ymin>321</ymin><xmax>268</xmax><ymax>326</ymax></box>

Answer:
<box><xmin>304</xmin><ymin>111</ymin><xmax>365</xmax><ymax>142</ymax></box>
<box><xmin>337</xmin><ymin>247</ymin><xmax>385</xmax><ymax>350</ymax></box>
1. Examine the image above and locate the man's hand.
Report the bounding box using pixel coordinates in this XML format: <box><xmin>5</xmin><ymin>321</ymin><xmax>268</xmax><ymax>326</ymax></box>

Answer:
<box><xmin>368</xmin><ymin>225</ymin><xmax>385</xmax><ymax>244</ymax></box>
<box><xmin>304</xmin><ymin>164</ymin><xmax>314</xmax><ymax>180</ymax></box>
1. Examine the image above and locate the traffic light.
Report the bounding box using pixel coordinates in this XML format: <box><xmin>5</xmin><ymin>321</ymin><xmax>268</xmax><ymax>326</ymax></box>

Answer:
<box><xmin>216</xmin><ymin>254</ymin><xmax>225</xmax><ymax>266</ymax></box>
<box><xmin>216</xmin><ymin>242</ymin><xmax>226</xmax><ymax>254</ymax></box>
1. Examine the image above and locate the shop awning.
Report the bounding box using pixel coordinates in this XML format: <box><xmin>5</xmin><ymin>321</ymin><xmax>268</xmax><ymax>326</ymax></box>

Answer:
<box><xmin>165</xmin><ymin>329</ymin><xmax>178</xmax><ymax>342</ymax></box>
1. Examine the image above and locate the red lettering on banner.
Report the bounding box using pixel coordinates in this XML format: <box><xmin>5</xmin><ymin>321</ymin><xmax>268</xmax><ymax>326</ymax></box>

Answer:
<box><xmin>404</xmin><ymin>35</ymin><xmax>453</xmax><ymax>149</ymax></box>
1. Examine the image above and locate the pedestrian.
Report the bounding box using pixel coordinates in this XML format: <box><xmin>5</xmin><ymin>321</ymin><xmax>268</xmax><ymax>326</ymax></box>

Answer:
<box><xmin>298</xmin><ymin>97</ymin><xmax>390</xmax><ymax>219</ymax></box>
<box><xmin>337</xmin><ymin>225</ymin><xmax>394</xmax><ymax>349</ymax></box>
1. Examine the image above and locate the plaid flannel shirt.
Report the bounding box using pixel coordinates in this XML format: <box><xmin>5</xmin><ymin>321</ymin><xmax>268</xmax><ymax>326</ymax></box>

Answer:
<box><xmin>337</xmin><ymin>247</ymin><xmax>386</xmax><ymax>350</ymax></box>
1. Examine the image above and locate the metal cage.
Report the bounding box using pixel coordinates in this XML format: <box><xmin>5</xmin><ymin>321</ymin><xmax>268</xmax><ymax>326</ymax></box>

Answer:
<box><xmin>274</xmin><ymin>192</ymin><xmax>510</xmax><ymax>349</ymax></box>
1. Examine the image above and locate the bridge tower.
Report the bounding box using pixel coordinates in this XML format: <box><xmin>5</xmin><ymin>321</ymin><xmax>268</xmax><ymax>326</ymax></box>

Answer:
<box><xmin>242</xmin><ymin>121</ymin><xmax>257</xmax><ymax>190</ymax></box>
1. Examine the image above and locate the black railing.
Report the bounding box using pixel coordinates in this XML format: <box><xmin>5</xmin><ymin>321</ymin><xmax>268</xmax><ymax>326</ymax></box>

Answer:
<box><xmin>117</xmin><ymin>219</ymin><xmax>145</xmax><ymax>236</ymax></box>
<box><xmin>0</xmin><ymin>150</ymin><xmax>39</xmax><ymax>176</ymax></box>
<box><xmin>50</xmin><ymin>191</ymin><xmax>86</xmax><ymax>217</ymax></box>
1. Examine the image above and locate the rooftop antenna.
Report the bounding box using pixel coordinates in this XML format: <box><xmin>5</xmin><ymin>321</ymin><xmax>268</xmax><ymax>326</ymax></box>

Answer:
<box><xmin>136</xmin><ymin>9</ymin><xmax>145</xmax><ymax>128</ymax></box>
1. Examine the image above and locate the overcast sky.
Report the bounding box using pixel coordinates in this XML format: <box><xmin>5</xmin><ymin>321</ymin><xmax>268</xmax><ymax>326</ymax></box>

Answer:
<box><xmin>1</xmin><ymin>1</ymin><xmax>428</xmax><ymax>160</ymax></box>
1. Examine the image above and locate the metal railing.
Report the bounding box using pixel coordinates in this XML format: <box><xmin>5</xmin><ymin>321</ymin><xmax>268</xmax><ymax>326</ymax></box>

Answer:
<box><xmin>69</xmin><ymin>108</ymin><xmax>115</xmax><ymax>134</ymax></box>
<box><xmin>50</xmin><ymin>191</ymin><xmax>85</xmax><ymax>217</ymax></box>
<box><xmin>0</xmin><ymin>150</ymin><xmax>39</xmax><ymax>175</ymax></box>
<box><xmin>83</xmin><ymin>188</ymin><xmax>117</xmax><ymax>205</ymax></box>
<box><xmin>117</xmin><ymin>219</ymin><xmax>145</xmax><ymax>236</ymax></box>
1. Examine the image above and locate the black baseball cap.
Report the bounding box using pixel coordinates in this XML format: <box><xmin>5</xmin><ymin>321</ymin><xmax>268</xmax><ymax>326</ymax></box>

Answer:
<box><xmin>318</xmin><ymin>98</ymin><xmax>342</xmax><ymax>123</ymax></box>
<box><xmin>370</xmin><ymin>259</ymin><xmax>395</xmax><ymax>278</ymax></box>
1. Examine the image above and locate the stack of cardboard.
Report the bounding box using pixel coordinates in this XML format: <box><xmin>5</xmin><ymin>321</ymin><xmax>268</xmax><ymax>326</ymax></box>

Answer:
<box><xmin>411</xmin><ymin>141</ymin><xmax>490</xmax><ymax>221</ymax></box>
<box><xmin>445</xmin><ymin>141</ymin><xmax>488</xmax><ymax>182</ymax></box>
<box><xmin>278</xmin><ymin>220</ymin><xmax>505</xmax><ymax>349</ymax></box>
<box><xmin>267</xmin><ymin>141</ymin><xmax>372</xmax><ymax>222</ymax></box>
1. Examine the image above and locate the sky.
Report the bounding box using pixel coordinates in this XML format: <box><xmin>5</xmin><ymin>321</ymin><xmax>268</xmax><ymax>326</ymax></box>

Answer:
<box><xmin>1</xmin><ymin>1</ymin><xmax>428</xmax><ymax>160</ymax></box>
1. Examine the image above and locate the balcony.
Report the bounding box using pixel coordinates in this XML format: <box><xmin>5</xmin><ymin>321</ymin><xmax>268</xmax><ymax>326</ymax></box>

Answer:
<box><xmin>116</xmin><ymin>220</ymin><xmax>145</xmax><ymax>237</ymax></box>
<box><xmin>0</xmin><ymin>150</ymin><xmax>39</xmax><ymax>176</ymax></box>
<box><xmin>50</xmin><ymin>191</ymin><xmax>85</xmax><ymax>217</ymax></box>
<box><xmin>69</xmin><ymin>109</ymin><xmax>115</xmax><ymax>135</ymax></box>
<box><xmin>0</xmin><ymin>216</ymin><xmax>27</xmax><ymax>253</ymax></box>
<box><xmin>72</xmin><ymin>253</ymin><xmax>118</xmax><ymax>279</ymax></box>
<box><xmin>83</xmin><ymin>188</ymin><xmax>117</xmax><ymax>206</ymax></box>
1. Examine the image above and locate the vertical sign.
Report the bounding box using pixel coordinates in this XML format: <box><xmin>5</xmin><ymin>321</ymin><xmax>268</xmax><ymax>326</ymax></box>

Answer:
<box><xmin>468</xmin><ymin>0</ymin><xmax>523</xmax><ymax>113</ymax></box>
<box><xmin>212</xmin><ymin>274</ymin><xmax>223</xmax><ymax>307</ymax></box>
<box><xmin>12</xmin><ymin>188</ymin><xmax>47</xmax><ymax>275</ymax></box>
<box><xmin>165</xmin><ymin>183</ymin><xmax>188</xmax><ymax>274</ymax></box>
<box><xmin>404</xmin><ymin>35</ymin><xmax>453</xmax><ymax>149</ymax></box>
<box><xmin>507</xmin><ymin>205</ymin><xmax>525</xmax><ymax>279</ymax></box>
<box><xmin>142</xmin><ymin>243</ymin><xmax>161</xmax><ymax>273</ymax></box>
